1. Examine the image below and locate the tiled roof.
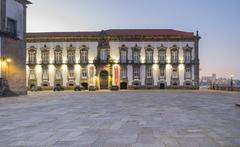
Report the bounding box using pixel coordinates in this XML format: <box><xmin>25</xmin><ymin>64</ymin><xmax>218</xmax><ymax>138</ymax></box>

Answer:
<box><xmin>27</xmin><ymin>29</ymin><xmax>194</xmax><ymax>38</ymax></box>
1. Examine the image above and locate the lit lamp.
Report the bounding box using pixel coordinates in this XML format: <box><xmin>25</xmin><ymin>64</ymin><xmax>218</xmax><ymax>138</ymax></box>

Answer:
<box><xmin>6</xmin><ymin>58</ymin><xmax>12</xmax><ymax>63</ymax></box>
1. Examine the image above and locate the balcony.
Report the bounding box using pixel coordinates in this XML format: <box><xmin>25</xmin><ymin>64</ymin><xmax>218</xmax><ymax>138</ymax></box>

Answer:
<box><xmin>28</xmin><ymin>60</ymin><xmax>36</xmax><ymax>65</ymax></box>
<box><xmin>42</xmin><ymin>60</ymin><xmax>49</xmax><ymax>65</ymax></box>
<box><xmin>158</xmin><ymin>60</ymin><xmax>166</xmax><ymax>64</ymax></box>
<box><xmin>54</xmin><ymin>60</ymin><xmax>62</xmax><ymax>65</ymax></box>
<box><xmin>67</xmin><ymin>59</ymin><xmax>75</xmax><ymax>64</ymax></box>
<box><xmin>79</xmin><ymin>59</ymin><xmax>88</xmax><ymax>64</ymax></box>
<box><xmin>145</xmin><ymin>60</ymin><xmax>154</xmax><ymax>64</ymax></box>
<box><xmin>132</xmin><ymin>60</ymin><xmax>141</xmax><ymax>64</ymax></box>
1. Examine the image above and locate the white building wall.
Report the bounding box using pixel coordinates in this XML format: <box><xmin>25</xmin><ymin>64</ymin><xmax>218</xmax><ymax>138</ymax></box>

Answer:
<box><xmin>0</xmin><ymin>37</ymin><xmax>1</xmax><ymax>78</ymax></box>
<box><xmin>6</xmin><ymin>0</ymin><xmax>24</xmax><ymax>39</ymax></box>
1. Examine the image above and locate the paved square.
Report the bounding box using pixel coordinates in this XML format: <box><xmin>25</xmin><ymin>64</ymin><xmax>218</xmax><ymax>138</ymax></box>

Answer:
<box><xmin>0</xmin><ymin>90</ymin><xmax>240</xmax><ymax>147</ymax></box>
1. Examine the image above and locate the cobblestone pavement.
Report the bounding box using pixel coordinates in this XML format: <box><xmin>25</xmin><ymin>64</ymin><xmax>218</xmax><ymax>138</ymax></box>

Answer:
<box><xmin>0</xmin><ymin>90</ymin><xmax>240</xmax><ymax>147</ymax></box>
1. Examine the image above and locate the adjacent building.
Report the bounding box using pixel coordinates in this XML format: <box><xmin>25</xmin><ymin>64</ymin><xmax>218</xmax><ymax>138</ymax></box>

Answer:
<box><xmin>26</xmin><ymin>29</ymin><xmax>200</xmax><ymax>90</ymax></box>
<box><xmin>0</xmin><ymin>0</ymin><xmax>31</xmax><ymax>95</ymax></box>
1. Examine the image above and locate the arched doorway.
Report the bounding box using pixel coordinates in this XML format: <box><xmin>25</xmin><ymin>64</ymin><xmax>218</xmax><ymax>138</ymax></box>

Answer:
<box><xmin>160</xmin><ymin>83</ymin><xmax>165</xmax><ymax>89</ymax></box>
<box><xmin>100</xmin><ymin>70</ymin><xmax>108</xmax><ymax>89</ymax></box>
<box><xmin>120</xmin><ymin>82</ymin><xmax>128</xmax><ymax>89</ymax></box>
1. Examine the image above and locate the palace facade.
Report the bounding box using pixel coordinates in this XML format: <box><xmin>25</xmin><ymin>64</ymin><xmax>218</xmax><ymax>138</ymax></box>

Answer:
<box><xmin>0</xmin><ymin>0</ymin><xmax>31</xmax><ymax>95</ymax></box>
<box><xmin>26</xmin><ymin>29</ymin><xmax>200</xmax><ymax>90</ymax></box>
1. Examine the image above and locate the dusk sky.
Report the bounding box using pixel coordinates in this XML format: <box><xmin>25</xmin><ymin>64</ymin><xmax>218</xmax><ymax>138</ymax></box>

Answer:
<box><xmin>27</xmin><ymin>0</ymin><xmax>240</xmax><ymax>79</ymax></box>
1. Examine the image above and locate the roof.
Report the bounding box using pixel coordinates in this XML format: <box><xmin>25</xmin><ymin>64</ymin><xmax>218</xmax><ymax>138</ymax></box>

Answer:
<box><xmin>27</xmin><ymin>29</ymin><xmax>194</xmax><ymax>38</ymax></box>
<box><xmin>15</xmin><ymin>0</ymin><xmax>32</xmax><ymax>5</ymax></box>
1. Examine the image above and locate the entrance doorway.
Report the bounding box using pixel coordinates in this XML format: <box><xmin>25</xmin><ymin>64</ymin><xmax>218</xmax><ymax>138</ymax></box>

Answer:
<box><xmin>160</xmin><ymin>83</ymin><xmax>165</xmax><ymax>89</ymax></box>
<box><xmin>100</xmin><ymin>70</ymin><xmax>108</xmax><ymax>89</ymax></box>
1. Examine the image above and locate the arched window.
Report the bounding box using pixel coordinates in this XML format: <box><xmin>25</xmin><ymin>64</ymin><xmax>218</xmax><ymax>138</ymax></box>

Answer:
<box><xmin>146</xmin><ymin>66</ymin><xmax>152</xmax><ymax>78</ymax></box>
<box><xmin>67</xmin><ymin>45</ymin><xmax>76</xmax><ymax>64</ymax></box>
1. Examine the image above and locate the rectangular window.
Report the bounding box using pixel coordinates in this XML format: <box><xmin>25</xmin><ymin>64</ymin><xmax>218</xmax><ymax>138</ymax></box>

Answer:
<box><xmin>146</xmin><ymin>50</ymin><xmax>153</xmax><ymax>63</ymax></box>
<box><xmin>68</xmin><ymin>51</ymin><xmax>75</xmax><ymax>63</ymax></box>
<box><xmin>55</xmin><ymin>51</ymin><xmax>62</xmax><ymax>63</ymax></box>
<box><xmin>42</xmin><ymin>69</ymin><xmax>49</xmax><ymax>81</ymax></box>
<box><xmin>133</xmin><ymin>66</ymin><xmax>140</xmax><ymax>80</ymax></box>
<box><xmin>172</xmin><ymin>51</ymin><xmax>178</xmax><ymax>63</ymax></box>
<box><xmin>133</xmin><ymin>51</ymin><xmax>140</xmax><ymax>63</ymax></box>
<box><xmin>29</xmin><ymin>52</ymin><xmax>36</xmax><ymax>64</ymax></box>
<box><xmin>121</xmin><ymin>66</ymin><xmax>127</xmax><ymax>79</ymax></box>
<box><xmin>80</xmin><ymin>50</ymin><xmax>88</xmax><ymax>63</ymax></box>
<box><xmin>172</xmin><ymin>68</ymin><xmax>178</xmax><ymax>79</ymax></box>
<box><xmin>100</xmin><ymin>49</ymin><xmax>107</xmax><ymax>61</ymax></box>
<box><xmin>42</xmin><ymin>52</ymin><xmax>49</xmax><ymax>64</ymax></box>
<box><xmin>55</xmin><ymin>68</ymin><xmax>62</xmax><ymax>80</ymax></box>
<box><xmin>82</xmin><ymin>68</ymin><xmax>87</xmax><ymax>79</ymax></box>
<box><xmin>29</xmin><ymin>69</ymin><xmax>35</xmax><ymax>80</ymax></box>
<box><xmin>159</xmin><ymin>51</ymin><xmax>165</xmax><ymax>62</ymax></box>
<box><xmin>120</xmin><ymin>50</ymin><xmax>127</xmax><ymax>63</ymax></box>
<box><xmin>146</xmin><ymin>66</ymin><xmax>152</xmax><ymax>78</ymax></box>
<box><xmin>185</xmin><ymin>52</ymin><xmax>191</xmax><ymax>63</ymax></box>
<box><xmin>7</xmin><ymin>18</ymin><xmax>17</xmax><ymax>37</ymax></box>
<box><xmin>160</xmin><ymin>67</ymin><xmax>165</xmax><ymax>78</ymax></box>
<box><xmin>68</xmin><ymin>67</ymin><xmax>74</xmax><ymax>79</ymax></box>
<box><xmin>185</xmin><ymin>68</ymin><xmax>191</xmax><ymax>79</ymax></box>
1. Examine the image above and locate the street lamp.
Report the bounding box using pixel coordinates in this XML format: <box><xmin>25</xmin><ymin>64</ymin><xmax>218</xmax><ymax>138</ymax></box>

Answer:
<box><xmin>230</xmin><ymin>74</ymin><xmax>234</xmax><ymax>91</ymax></box>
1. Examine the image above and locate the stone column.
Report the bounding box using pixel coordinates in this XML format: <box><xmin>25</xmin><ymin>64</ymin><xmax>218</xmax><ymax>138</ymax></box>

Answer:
<box><xmin>194</xmin><ymin>31</ymin><xmax>201</xmax><ymax>89</ymax></box>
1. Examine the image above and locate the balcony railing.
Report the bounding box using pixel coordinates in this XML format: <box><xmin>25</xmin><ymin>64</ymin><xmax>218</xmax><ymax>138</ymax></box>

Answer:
<box><xmin>42</xmin><ymin>60</ymin><xmax>49</xmax><ymax>65</ymax></box>
<box><xmin>28</xmin><ymin>60</ymin><xmax>36</xmax><ymax>65</ymax></box>
<box><xmin>54</xmin><ymin>60</ymin><xmax>62</xmax><ymax>64</ymax></box>
<box><xmin>132</xmin><ymin>60</ymin><xmax>141</xmax><ymax>64</ymax></box>
<box><xmin>67</xmin><ymin>59</ymin><xmax>75</xmax><ymax>64</ymax></box>
<box><xmin>145</xmin><ymin>60</ymin><xmax>154</xmax><ymax>64</ymax></box>
<box><xmin>79</xmin><ymin>59</ymin><xmax>89</xmax><ymax>64</ymax></box>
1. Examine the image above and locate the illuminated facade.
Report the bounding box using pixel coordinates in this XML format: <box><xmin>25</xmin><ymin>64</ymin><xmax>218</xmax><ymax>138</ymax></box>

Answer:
<box><xmin>26</xmin><ymin>29</ymin><xmax>200</xmax><ymax>90</ymax></box>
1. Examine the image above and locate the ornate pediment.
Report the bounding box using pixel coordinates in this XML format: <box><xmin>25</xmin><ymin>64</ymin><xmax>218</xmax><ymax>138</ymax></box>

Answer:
<box><xmin>131</xmin><ymin>44</ymin><xmax>141</xmax><ymax>51</ymax></box>
<box><xmin>119</xmin><ymin>44</ymin><xmax>128</xmax><ymax>51</ymax></box>
<box><xmin>79</xmin><ymin>45</ymin><xmax>89</xmax><ymax>51</ymax></box>
<box><xmin>183</xmin><ymin>44</ymin><xmax>193</xmax><ymax>52</ymax></box>
<box><xmin>170</xmin><ymin>44</ymin><xmax>179</xmax><ymax>51</ymax></box>
<box><xmin>145</xmin><ymin>44</ymin><xmax>154</xmax><ymax>50</ymax></box>
<box><xmin>41</xmin><ymin>44</ymin><xmax>50</xmax><ymax>52</ymax></box>
<box><xmin>67</xmin><ymin>44</ymin><xmax>76</xmax><ymax>51</ymax></box>
<box><xmin>158</xmin><ymin>44</ymin><xmax>167</xmax><ymax>51</ymax></box>
<box><xmin>53</xmin><ymin>45</ymin><xmax>62</xmax><ymax>52</ymax></box>
<box><xmin>28</xmin><ymin>46</ymin><xmax>37</xmax><ymax>52</ymax></box>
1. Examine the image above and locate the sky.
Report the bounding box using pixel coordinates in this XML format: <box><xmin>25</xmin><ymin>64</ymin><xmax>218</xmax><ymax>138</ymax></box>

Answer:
<box><xmin>27</xmin><ymin>0</ymin><xmax>240</xmax><ymax>79</ymax></box>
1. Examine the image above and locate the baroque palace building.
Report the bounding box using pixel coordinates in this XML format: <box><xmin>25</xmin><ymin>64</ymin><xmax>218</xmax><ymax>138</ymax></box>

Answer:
<box><xmin>26</xmin><ymin>29</ymin><xmax>200</xmax><ymax>90</ymax></box>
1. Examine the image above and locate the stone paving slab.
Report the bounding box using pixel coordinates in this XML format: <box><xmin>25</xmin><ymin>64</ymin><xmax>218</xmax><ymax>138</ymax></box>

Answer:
<box><xmin>0</xmin><ymin>90</ymin><xmax>240</xmax><ymax>147</ymax></box>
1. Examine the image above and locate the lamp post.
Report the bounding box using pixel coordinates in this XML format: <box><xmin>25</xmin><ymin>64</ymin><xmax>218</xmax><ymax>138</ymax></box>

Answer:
<box><xmin>230</xmin><ymin>74</ymin><xmax>234</xmax><ymax>91</ymax></box>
